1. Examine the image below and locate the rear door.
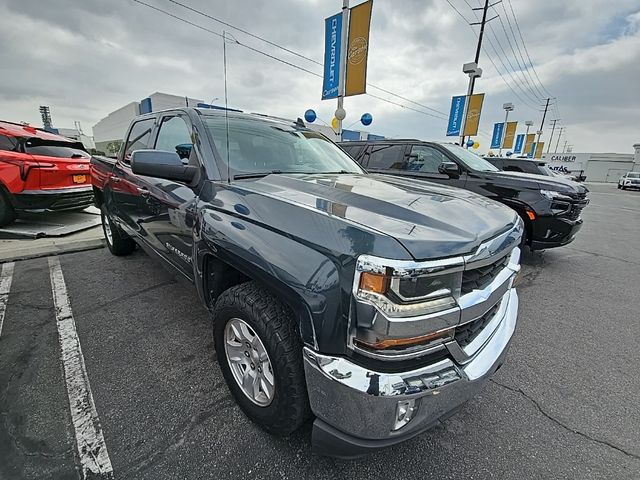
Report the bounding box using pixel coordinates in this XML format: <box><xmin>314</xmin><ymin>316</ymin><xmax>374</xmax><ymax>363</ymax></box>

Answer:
<box><xmin>110</xmin><ymin>117</ymin><xmax>156</xmax><ymax>235</ymax></box>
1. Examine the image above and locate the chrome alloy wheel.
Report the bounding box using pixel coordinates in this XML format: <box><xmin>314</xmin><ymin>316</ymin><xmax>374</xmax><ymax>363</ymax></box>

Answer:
<box><xmin>224</xmin><ymin>318</ymin><xmax>275</xmax><ymax>406</ymax></box>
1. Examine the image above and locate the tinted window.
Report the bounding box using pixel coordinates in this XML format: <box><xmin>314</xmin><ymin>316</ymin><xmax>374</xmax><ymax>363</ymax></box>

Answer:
<box><xmin>341</xmin><ymin>144</ymin><xmax>362</xmax><ymax>160</ymax></box>
<box><xmin>24</xmin><ymin>138</ymin><xmax>88</xmax><ymax>158</ymax></box>
<box><xmin>0</xmin><ymin>134</ymin><xmax>17</xmax><ymax>151</ymax></box>
<box><xmin>155</xmin><ymin>116</ymin><xmax>192</xmax><ymax>160</ymax></box>
<box><xmin>367</xmin><ymin>144</ymin><xmax>405</xmax><ymax>170</ymax></box>
<box><xmin>504</xmin><ymin>165</ymin><xmax>524</xmax><ymax>173</ymax></box>
<box><xmin>407</xmin><ymin>145</ymin><xmax>448</xmax><ymax>173</ymax></box>
<box><xmin>124</xmin><ymin>118</ymin><xmax>155</xmax><ymax>161</ymax></box>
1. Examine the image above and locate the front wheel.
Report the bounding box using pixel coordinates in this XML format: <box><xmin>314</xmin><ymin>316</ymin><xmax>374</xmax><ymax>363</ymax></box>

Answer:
<box><xmin>213</xmin><ymin>282</ymin><xmax>310</xmax><ymax>436</ymax></box>
<box><xmin>100</xmin><ymin>205</ymin><xmax>135</xmax><ymax>256</ymax></box>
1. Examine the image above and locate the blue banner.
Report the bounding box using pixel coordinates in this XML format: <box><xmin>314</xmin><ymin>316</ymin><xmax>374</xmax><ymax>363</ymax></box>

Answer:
<box><xmin>322</xmin><ymin>12</ymin><xmax>343</xmax><ymax>100</ymax></box>
<box><xmin>491</xmin><ymin>122</ymin><xmax>504</xmax><ymax>149</ymax></box>
<box><xmin>514</xmin><ymin>134</ymin><xmax>525</xmax><ymax>153</ymax></box>
<box><xmin>446</xmin><ymin>95</ymin><xmax>466</xmax><ymax>136</ymax></box>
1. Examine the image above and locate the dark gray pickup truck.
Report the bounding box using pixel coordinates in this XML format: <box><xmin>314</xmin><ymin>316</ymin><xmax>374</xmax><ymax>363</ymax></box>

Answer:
<box><xmin>91</xmin><ymin>108</ymin><xmax>523</xmax><ymax>457</ymax></box>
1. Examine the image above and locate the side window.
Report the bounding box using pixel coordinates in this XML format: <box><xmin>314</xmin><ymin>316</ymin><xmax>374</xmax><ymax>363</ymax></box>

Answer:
<box><xmin>154</xmin><ymin>116</ymin><xmax>193</xmax><ymax>161</ymax></box>
<box><xmin>341</xmin><ymin>144</ymin><xmax>362</xmax><ymax>160</ymax></box>
<box><xmin>0</xmin><ymin>134</ymin><xmax>17</xmax><ymax>151</ymax></box>
<box><xmin>367</xmin><ymin>144</ymin><xmax>406</xmax><ymax>170</ymax></box>
<box><xmin>504</xmin><ymin>165</ymin><xmax>524</xmax><ymax>173</ymax></box>
<box><xmin>407</xmin><ymin>145</ymin><xmax>449</xmax><ymax>173</ymax></box>
<box><xmin>123</xmin><ymin>118</ymin><xmax>155</xmax><ymax>162</ymax></box>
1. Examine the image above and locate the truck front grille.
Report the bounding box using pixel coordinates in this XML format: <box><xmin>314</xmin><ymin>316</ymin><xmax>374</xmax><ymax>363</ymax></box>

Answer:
<box><xmin>461</xmin><ymin>255</ymin><xmax>510</xmax><ymax>295</ymax></box>
<box><xmin>454</xmin><ymin>301</ymin><xmax>501</xmax><ymax>348</ymax></box>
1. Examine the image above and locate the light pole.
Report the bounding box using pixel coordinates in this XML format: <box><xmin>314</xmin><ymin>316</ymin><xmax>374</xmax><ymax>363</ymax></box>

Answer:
<box><xmin>554</xmin><ymin>127</ymin><xmax>564</xmax><ymax>153</ymax></box>
<box><xmin>498</xmin><ymin>102</ymin><xmax>514</xmax><ymax>156</ymax></box>
<box><xmin>459</xmin><ymin>63</ymin><xmax>482</xmax><ymax>147</ymax></box>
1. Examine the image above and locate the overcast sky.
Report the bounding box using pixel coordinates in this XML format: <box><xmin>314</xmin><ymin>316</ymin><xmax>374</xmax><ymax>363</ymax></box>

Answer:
<box><xmin>1</xmin><ymin>0</ymin><xmax>638</xmax><ymax>153</ymax></box>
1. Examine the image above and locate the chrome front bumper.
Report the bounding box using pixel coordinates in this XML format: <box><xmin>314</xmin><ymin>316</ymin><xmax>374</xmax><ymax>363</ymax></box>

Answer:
<box><xmin>303</xmin><ymin>286</ymin><xmax>519</xmax><ymax>457</ymax></box>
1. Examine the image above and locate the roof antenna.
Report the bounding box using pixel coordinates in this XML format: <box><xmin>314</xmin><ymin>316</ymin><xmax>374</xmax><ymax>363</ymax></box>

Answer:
<box><xmin>223</xmin><ymin>30</ymin><xmax>231</xmax><ymax>184</ymax></box>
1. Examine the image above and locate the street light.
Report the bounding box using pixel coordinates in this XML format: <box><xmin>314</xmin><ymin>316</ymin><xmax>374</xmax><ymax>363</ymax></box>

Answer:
<box><xmin>498</xmin><ymin>103</ymin><xmax>514</xmax><ymax>156</ymax></box>
<box><xmin>459</xmin><ymin>62</ymin><xmax>483</xmax><ymax>147</ymax></box>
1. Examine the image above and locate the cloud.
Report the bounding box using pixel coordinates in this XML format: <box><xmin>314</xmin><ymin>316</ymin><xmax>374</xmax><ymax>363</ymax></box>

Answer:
<box><xmin>0</xmin><ymin>0</ymin><xmax>638</xmax><ymax>153</ymax></box>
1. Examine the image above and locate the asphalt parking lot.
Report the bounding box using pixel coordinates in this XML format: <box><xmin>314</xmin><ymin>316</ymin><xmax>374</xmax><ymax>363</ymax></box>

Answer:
<box><xmin>1</xmin><ymin>183</ymin><xmax>639</xmax><ymax>480</ymax></box>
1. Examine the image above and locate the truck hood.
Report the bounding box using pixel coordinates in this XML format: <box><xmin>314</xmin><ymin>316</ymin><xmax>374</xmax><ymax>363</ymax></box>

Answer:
<box><xmin>235</xmin><ymin>173</ymin><xmax>518</xmax><ymax>260</ymax></box>
<box><xmin>491</xmin><ymin>170</ymin><xmax>589</xmax><ymax>195</ymax></box>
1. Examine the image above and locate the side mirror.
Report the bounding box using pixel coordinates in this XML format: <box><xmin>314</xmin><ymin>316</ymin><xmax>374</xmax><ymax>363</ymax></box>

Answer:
<box><xmin>130</xmin><ymin>150</ymin><xmax>198</xmax><ymax>183</ymax></box>
<box><xmin>438</xmin><ymin>161</ymin><xmax>460</xmax><ymax>178</ymax></box>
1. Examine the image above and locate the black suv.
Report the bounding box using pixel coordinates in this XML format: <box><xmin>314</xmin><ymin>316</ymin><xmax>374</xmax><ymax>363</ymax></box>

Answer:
<box><xmin>486</xmin><ymin>156</ymin><xmax>587</xmax><ymax>182</ymax></box>
<box><xmin>339</xmin><ymin>140</ymin><xmax>589</xmax><ymax>250</ymax></box>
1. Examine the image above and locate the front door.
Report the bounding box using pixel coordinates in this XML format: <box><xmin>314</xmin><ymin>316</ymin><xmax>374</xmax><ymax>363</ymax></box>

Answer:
<box><xmin>136</xmin><ymin>114</ymin><xmax>201</xmax><ymax>280</ymax></box>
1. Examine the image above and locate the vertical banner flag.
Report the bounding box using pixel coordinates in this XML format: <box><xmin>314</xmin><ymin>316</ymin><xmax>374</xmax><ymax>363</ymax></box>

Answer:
<box><xmin>514</xmin><ymin>134</ymin><xmax>525</xmax><ymax>154</ymax></box>
<box><xmin>502</xmin><ymin>121</ymin><xmax>518</xmax><ymax>149</ymax></box>
<box><xmin>491</xmin><ymin>123</ymin><xmax>504</xmax><ymax>149</ymax></box>
<box><xmin>534</xmin><ymin>142</ymin><xmax>545</xmax><ymax>159</ymax></box>
<box><xmin>446</xmin><ymin>95</ymin><xmax>466</xmax><ymax>136</ymax></box>
<box><xmin>322</xmin><ymin>12</ymin><xmax>343</xmax><ymax>100</ymax></box>
<box><xmin>345</xmin><ymin>0</ymin><xmax>373</xmax><ymax>97</ymax></box>
<box><xmin>463</xmin><ymin>93</ymin><xmax>485</xmax><ymax>136</ymax></box>
<box><xmin>524</xmin><ymin>133</ymin><xmax>535</xmax><ymax>157</ymax></box>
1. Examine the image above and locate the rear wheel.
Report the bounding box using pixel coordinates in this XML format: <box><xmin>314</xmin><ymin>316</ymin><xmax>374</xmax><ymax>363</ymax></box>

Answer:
<box><xmin>213</xmin><ymin>282</ymin><xmax>310</xmax><ymax>435</ymax></box>
<box><xmin>101</xmin><ymin>205</ymin><xmax>135</xmax><ymax>256</ymax></box>
<box><xmin>0</xmin><ymin>190</ymin><xmax>16</xmax><ymax>227</ymax></box>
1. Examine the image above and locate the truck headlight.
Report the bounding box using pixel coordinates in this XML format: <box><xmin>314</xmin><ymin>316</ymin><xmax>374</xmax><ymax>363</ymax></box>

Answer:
<box><xmin>352</xmin><ymin>255</ymin><xmax>463</xmax><ymax>354</ymax></box>
<box><xmin>540</xmin><ymin>189</ymin><xmax>572</xmax><ymax>201</ymax></box>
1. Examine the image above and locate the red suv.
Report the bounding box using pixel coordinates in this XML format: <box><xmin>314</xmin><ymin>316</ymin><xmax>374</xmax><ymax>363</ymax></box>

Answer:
<box><xmin>0</xmin><ymin>121</ymin><xmax>94</xmax><ymax>226</ymax></box>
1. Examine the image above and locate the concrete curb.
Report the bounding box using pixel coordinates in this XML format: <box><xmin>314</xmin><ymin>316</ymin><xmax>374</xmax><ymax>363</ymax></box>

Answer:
<box><xmin>0</xmin><ymin>238</ymin><xmax>105</xmax><ymax>263</ymax></box>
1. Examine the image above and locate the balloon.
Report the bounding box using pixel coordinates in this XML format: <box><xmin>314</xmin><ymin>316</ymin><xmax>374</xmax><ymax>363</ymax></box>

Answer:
<box><xmin>331</xmin><ymin>117</ymin><xmax>339</xmax><ymax>130</ymax></box>
<box><xmin>466</xmin><ymin>139</ymin><xmax>475</xmax><ymax>148</ymax></box>
<box><xmin>334</xmin><ymin>107</ymin><xmax>346</xmax><ymax>121</ymax></box>
<box><xmin>361</xmin><ymin>113</ymin><xmax>373</xmax><ymax>126</ymax></box>
<box><xmin>472</xmin><ymin>142</ymin><xmax>480</xmax><ymax>149</ymax></box>
<box><xmin>304</xmin><ymin>109</ymin><xmax>316</xmax><ymax>123</ymax></box>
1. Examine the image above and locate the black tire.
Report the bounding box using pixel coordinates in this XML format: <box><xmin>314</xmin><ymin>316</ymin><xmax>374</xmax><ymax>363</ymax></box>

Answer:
<box><xmin>0</xmin><ymin>190</ymin><xmax>16</xmax><ymax>227</ymax></box>
<box><xmin>101</xmin><ymin>205</ymin><xmax>136</xmax><ymax>256</ymax></box>
<box><xmin>621</xmin><ymin>185</ymin><xmax>626</xmax><ymax>190</ymax></box>
<box><xmin>617</xmin><ymin>184</ymin><xmax>621</xmax><ymax>189</ymax></box>
<box><xmin>213</xmin><ymin>282</ymin><xmax>311</xmax><ymax>436</ymax></box>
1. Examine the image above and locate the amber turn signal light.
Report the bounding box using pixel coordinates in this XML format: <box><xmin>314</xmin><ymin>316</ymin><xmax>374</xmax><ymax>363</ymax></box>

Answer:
<box><xmin>526</xmin><ymin>209</ymin><xmax>536</xmax><ymax>221</ymax></box>
<box><xmin>355</xmin><ymin>328</ymin><xmax>453</xmax><ymax>350</ymax></box>
<box><xmin>359</xmin><ymin>272</ymin><xmax>389</xmax><ymax>294</ymax></box>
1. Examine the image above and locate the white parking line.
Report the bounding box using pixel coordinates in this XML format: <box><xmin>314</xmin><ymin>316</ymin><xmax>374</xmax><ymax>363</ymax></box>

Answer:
<box><xmin>0</xmin><ymin>262</ymin><xmax>15</xmax><ymax>338</ymax></box>
<box><xmin>48</xmin><ymin>256</ymin><xmax>114</xmax><ymax>479</ymax></box>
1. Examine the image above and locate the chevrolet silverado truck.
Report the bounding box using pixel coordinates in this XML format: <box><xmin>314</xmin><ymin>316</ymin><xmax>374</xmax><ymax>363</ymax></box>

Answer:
<box><xmin>340</xmin><ymin>140</ymin><xmax>589</xmax><ymax>250</ymax></box>
<box><xmin>0</xmin><ymin>120</ymin><xmax>93</xmax><ymax>226</ymax></box>
<box><xmin>91</xmin><ymin>108</ymin><xmax>523</xmax><ymax>457</ymax></box>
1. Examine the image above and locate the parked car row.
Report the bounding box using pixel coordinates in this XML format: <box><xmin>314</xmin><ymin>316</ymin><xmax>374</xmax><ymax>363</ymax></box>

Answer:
<box><xmin>338</xmin><ymin>140</ymin><xmax>589</xmax><ymax>251</ymax></box>
<box><xmin>0</xmin><ymin>121</ymin><xmax>93</xmax><ymax>227</ymax></box>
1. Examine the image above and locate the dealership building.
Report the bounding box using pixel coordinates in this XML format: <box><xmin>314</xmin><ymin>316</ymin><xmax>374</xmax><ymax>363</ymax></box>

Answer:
<box><xmin>542</xmin><ymin>144</ymin><xmax>640</xmax><ymax>183</ymax></box>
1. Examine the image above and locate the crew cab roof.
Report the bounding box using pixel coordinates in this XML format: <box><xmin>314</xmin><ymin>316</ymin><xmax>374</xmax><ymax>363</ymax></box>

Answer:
<box><xmin>0</xmin><ymin>120</ymin><xmax>79</xmax><ymax>143</ymax></box>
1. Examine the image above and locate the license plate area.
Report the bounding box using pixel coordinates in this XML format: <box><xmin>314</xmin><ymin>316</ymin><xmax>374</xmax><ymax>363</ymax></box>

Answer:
<box><xmin>72</xmin><ymin>174</ymin><xmax>87</xmax><ymax>184</ymax></box>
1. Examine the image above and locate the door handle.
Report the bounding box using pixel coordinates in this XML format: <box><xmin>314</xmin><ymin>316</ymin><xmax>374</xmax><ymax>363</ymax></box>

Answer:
<box><xmin>137</xmin><ymin>186</ymin><xmax>150</xmax><ymax>196</ymax></box>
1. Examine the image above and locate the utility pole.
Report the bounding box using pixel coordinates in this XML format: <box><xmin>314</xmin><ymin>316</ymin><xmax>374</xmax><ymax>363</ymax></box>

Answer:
<box><xmin>534</xmin><ymin>97</ymin><xmax>551</xmax><ymax>157</ymax></box>
<box><xmin>562</xmin><ymin>139</ymin><xmax>568</xmax><ymax>153</ymax></box>
<box><xmin>547</xmin><ymin>119</ymin><xmax>558</xmax><ymax>153</ymax></box>
<box><xmin>554</xmin><ymin>127</ymin><xmax>564</xmax><ymax>153</ymax></box>
<box><xmin>458</xmin><ymin>0</ymin><xmax>499</xmax><ymax>147</ymax></box>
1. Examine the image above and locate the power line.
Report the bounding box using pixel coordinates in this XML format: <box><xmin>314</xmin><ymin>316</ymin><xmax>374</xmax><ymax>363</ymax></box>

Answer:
<box><xmin>130</xmin><ymin>0</ymin><xmax>447</xmax><ymax>121</ymax></box>
<box><xmin>165</xmin><ymin>0</ymin><xmax>448</xmax><ymax>116</ymax></box>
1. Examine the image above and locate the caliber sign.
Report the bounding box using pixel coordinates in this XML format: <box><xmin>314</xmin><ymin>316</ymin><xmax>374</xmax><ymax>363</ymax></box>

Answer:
<box><xmin>322</xmin><ymin>12</ymin><xmax>343</xmax><ymax>100</ymax></box>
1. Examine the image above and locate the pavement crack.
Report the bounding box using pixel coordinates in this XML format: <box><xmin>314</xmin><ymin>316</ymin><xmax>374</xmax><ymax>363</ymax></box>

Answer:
<box><xmin>119</xmin><ymin>397</ymin><xmax>235</xmax><ymax>478</ymax></box>
<box><xmin>76</xmin><ymin>280</ymin><xmax>177</xmax><ymax>315</ymax></box>
<box><xmin>490</xmin><ymin>379</ymin><xmax>640</xmax><ymax>461</ymax></box>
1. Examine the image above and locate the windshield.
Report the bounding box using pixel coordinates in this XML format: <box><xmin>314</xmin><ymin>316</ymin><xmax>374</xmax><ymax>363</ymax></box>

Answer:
<box><xmin>440</xmin><ymin>144</ymin><xmax>499</xmax><ymax>172</ymax></box>
<box><xmin>24</xmin><ymin>138</ymin><xmax>89</xmax><ymax>159</ymax></box>
<box><xmin>203</xmin><ymin>117</ymin><xmax>364</xmax><ymax>178</ymax></box>
<box><xmin>627</xmin><ymin>172</ymin><xmax>640</xmax><ymax>178</ymax></box>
